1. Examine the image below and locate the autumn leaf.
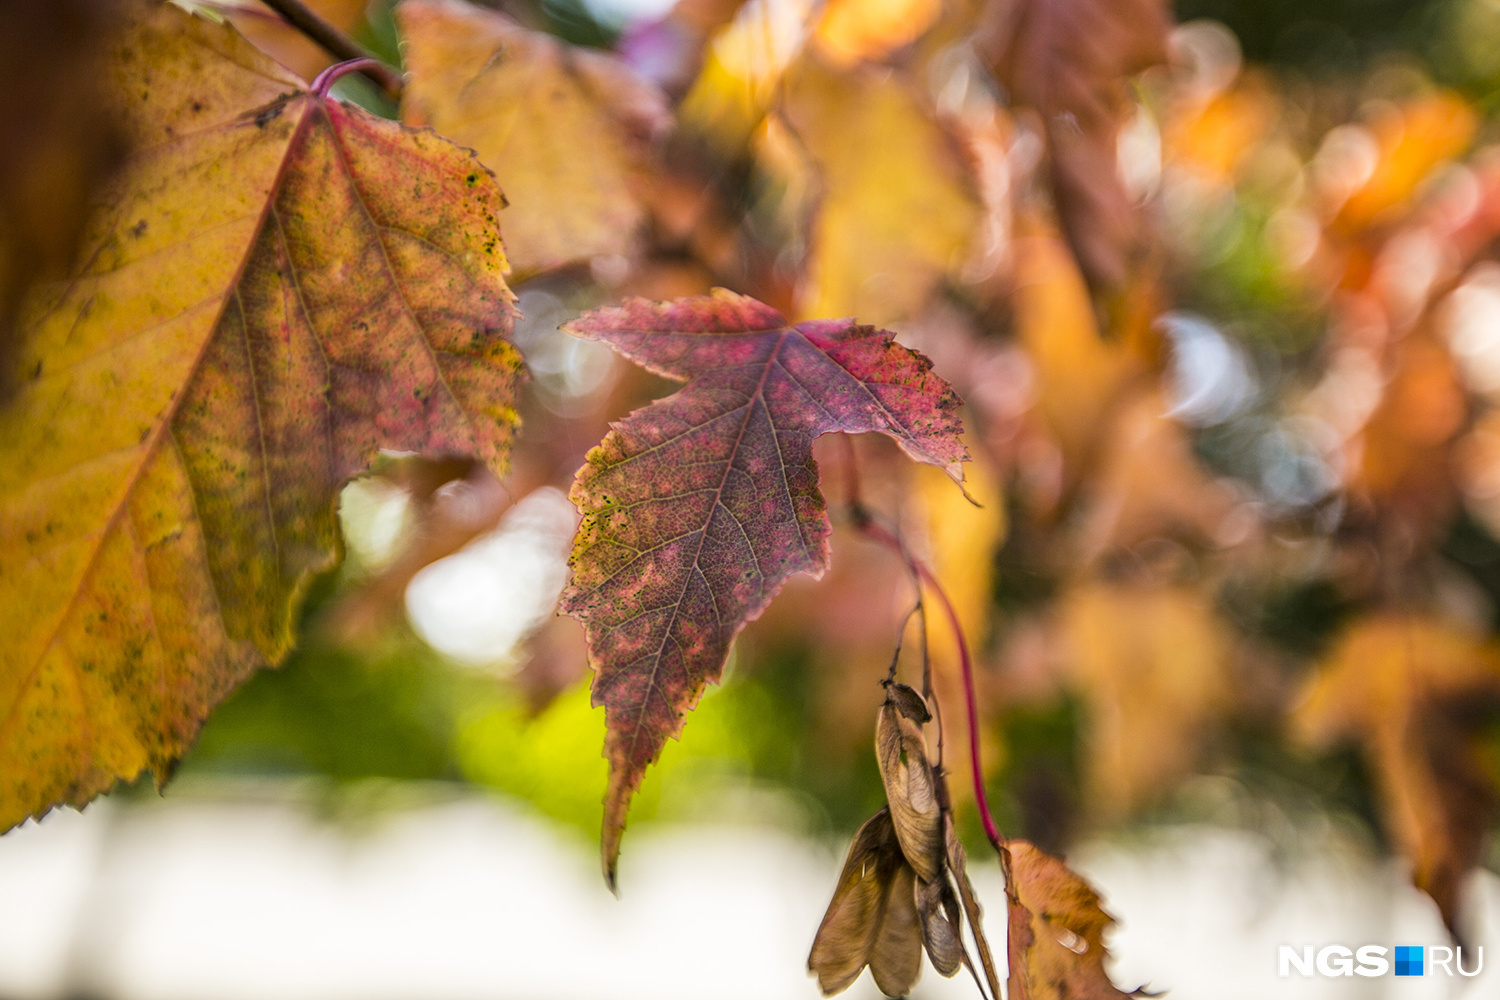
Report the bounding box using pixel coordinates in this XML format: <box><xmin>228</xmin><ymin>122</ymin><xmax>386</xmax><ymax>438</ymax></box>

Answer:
<box><xmin>1009</xmin><ymin>212</ymin><xmax>1144</xmax><ymax>476</ymax></box>
<box><xmin>1068</xmin><ymin>385</ymin><xmax>1254</xmax><ymax>574</ymax></box>
<box><xmin>780</xmin><ymin>55</ymin><xmax>980</xmax><ymax>325</ymax></box>
<box><xmin>0</xmin><ymin>2</ymin><xmax>521</xmax><ymax>830</ymax></box>
<box><xmin>560</xmin><ymin>288</ymin><xmax>967</xmax><ymax>884</ymax></box>
<box><xmin>677</xmin><ymin>0</ymin><xmax>813</xmax><ymax>153</ymax></box>
<box><xmin>1294</xmin><ymin>615</ymin><xmax>1500</xmax><ymax>937</ymax></box>
<box><xmin>811</xmin><ymin>0</ymin><xmax>940</xmax><ymax>67</ymax></box>
<box><xmin>1350</xmin><ymin>329</ymin><xmax>1466</xmax><ymax>541</ymax></box>
<box><xmin>984</xmin><ymin>0</ymin><xmax>1169</xmax><ymax>291</ymax></box>
<box><xmin>398</xmin><ymin>0</ymin><xmax>671</xmax><ymax>279</ymax></box>
<box><xmin>1007</xmin><ymin>840</ymin><xmax>1140</xmax><ymax>1000</ymax></box>
<box><xmin>1059</xmin><ymin>579</ymin><xmax>1233</xmax><ymax>819</ymax></box>
<box><xmin>0</xmin><ymin>0</ymin><xmax>126</xmax><ymax>402</ymax></box>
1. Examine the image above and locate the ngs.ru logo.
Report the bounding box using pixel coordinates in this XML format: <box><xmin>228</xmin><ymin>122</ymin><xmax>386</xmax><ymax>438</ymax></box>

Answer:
<box><xmin>1279</xmin><ymin>944</ymin><xmax>1483</xmax><ymax>978</ymax></box>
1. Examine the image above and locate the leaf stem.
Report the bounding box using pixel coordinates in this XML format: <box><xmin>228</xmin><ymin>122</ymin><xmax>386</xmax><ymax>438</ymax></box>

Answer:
<box><xmin>259</xmin><ymin>0</ymin><xmax>403</xmax><ymax>99</ymax></box>
<box><xmin>854</xmin><ymin>509</ymin><xmax>1005</xmax><ymax>858</ymax></box>
<box><xmin>310</xmin><ymin>57</ymin><xmax>386</xmax><ymax>98</ymax></box>
<box><xmin>884</xmin><ymin>601</ymin><xmax>921</xmax><ymax>686</ymax></box>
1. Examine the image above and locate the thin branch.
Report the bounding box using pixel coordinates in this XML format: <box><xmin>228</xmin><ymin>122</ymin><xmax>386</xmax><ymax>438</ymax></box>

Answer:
<box><xmin>920</xmin><ymin>599</ymin><xmax>945</xmax><ymax>772</ymax></box>
<box><xmin>836</xmin><ymin>434</ymin><xmax>995</xmax><ymax>863</ymax></box>
<box><xmin>258</xmin><ymin>0</ymin><xmax>403</xmax><ymax>98</ymax></box>
<box><xmin>856</xmin><ymin>511</ymin><xmax>1005</xmax><ymax>858</ymax></box>
<box><xmin>884</xmin><ymin>601</ymin><xmax>921</xmax><ymax>686</ymax></box>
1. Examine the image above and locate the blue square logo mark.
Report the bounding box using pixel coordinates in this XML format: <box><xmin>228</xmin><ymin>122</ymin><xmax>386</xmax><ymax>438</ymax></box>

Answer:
<box><xmin>1395</xmin><ymin>946</ymin><xmax>1424</xmax><ymax>976</ymax></box>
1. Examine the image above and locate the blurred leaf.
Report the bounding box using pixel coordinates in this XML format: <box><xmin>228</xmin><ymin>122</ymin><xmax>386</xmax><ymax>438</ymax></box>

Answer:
<box><xmin>811</xmin><ymin>0</ymin><xmax>940</xmax><ymax>67</ymax></box>
<box><xmin>678</xmin><ymin>0</ymin><xmax>813</xmax><ymax>153</ymax></box>
<box><xmin>0</xmin><ymin>2</ymin><xmax>520</xmax><ymax>830</ymax></box>
<box><xmin>1352</xmin><ymin>329</ymin><xmax>1466</xmax><ymax>540</ymax></box>
<box><xmin>780</xmin><ymin>55</ymin><xmax>980</xmax><ymax>325</ymax></box>
<box><xmin>1009</xmin><ymin>212</ymin><xmax>1142</xmax><ymax>476</ymax></box>
<box><xmin>399</xmin><ymin>0</ymin><xmax>671</xmax><ymax>278</ymax></box>
<box><xmin>984</xmin><ymin>0</ymin><xmax>1170</xmax><ymax>291</ymax></box>
<box><xmin>1059</xmin><ymin>579</ymin><xmax>1234</xmax><ymax>819</ymax></box>
<box><xmin>559</xmin><ymin>289</ymin><xmax>968</xmax><ymax>886</ymax></box>
<box><xmin>1338</xmin><ymin>94</ymin><xmax>1476</xmax><ymax>231</ymax></box>
<box><xmin>0</xmin><ymin>0</ymin><xmax>126</xmax><ymax>401</ymax></box>
<box><xmin>1074</xmin><ymin>388</ymin><xmax>1251</xmax><ymax>563</ymax></box>
<box><xmin>1294</xmin><ymin>615</ymin><xmax>1500</xmax><ymax>938</ymax></box>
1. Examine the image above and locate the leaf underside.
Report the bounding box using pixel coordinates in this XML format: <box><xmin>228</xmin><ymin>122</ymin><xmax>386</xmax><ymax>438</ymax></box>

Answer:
<box><xmin>0</xmin><ymin>2</ymin><xmax>521</xmax><ymax>830</ymax></box>
<box><xmin>560</xmin><ymin>288</ymin><xmax>967</xmax><ymax>885</ymax></box>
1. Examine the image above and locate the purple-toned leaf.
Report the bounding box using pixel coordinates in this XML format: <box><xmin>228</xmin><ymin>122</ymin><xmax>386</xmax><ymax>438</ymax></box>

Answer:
<box><xmin>560</xmin><ymin>288</ymin><xmax>967</xmax><ymax>884</ymax></box>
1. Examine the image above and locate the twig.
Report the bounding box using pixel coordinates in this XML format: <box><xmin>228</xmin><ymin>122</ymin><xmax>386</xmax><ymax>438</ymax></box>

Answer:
<box><xmin>919</xmin><ymin>599</ymin><xmax>944</xmax><ymax>772</ymax></box>
<box><xmin>837</xmin><ymin>436</ymin><xmax>992</xmax><ymax>850</ymax></box>
<box><xmin>884</xmin><ymin>601</ymin><xmax>921</xmax><ymax>686</ymax></box>
<box><xmin>259</xmin><ymin>0</ymin><xmax>403</xmax><ymax>98</ymax></box>
<box><xmin>858</xmin><ymin>514</ymin><xmax>1005</xmax><ymax>857</ymax></box>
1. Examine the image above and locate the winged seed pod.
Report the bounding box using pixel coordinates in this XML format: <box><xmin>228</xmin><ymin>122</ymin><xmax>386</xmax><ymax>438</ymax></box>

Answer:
<box><xmin>808</xmin><ymin>808</ymin><xmax>925</xmax><ymax>997</ymax></box>
<box><xmin>810</xmin><ymin>683</ymin><xmax>997</xmax><ymax>999</ymax></box>
<box><xmin>876</xmin><ymin>682</ymin><xmax>944</xmax><ymax>883</ymax></box>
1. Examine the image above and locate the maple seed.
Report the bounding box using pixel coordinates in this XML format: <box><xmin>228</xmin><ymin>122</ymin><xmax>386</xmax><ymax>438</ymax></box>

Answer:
<box><xmin>811</xmin><ymin>681</ymin><xmax>994</xmax><ymax>998</ymax></box>
<box><xmin>559</xmin><ymin>288</ymin><xmax>968</xmax><ymax>888</ymax></box>
<box><xmin>809</xmin><ymin>809</ymin><xmax>924</xmax><ymax>998</ymax></box>
<box><xmin>876</xmin><ymin>683</ymin><xmax>944</xmax><ymax>882</ymax></box>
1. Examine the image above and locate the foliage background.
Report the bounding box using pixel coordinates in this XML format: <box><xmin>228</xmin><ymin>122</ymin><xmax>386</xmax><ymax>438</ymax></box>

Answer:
<box><xmin>12</xmin><ymin>0</ymin><xmax>1500</xmax><ymax>993</ymax></box>
<box><xmin>154</xmin><ymin>0</ymin><xmax>1500</xmax><ymax>903</ymax></box>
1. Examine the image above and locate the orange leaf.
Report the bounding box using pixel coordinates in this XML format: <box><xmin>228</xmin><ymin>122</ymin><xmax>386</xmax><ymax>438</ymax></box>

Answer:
<box><xmin>1007</xmin><ymin>840</ymin><xmax>1141</xmax><ymax>1000</ymax></box>
<box><xmin>1294</xmin><ymin>615</ymin><xmax>1500</xmax><ymax>936</ymax></box>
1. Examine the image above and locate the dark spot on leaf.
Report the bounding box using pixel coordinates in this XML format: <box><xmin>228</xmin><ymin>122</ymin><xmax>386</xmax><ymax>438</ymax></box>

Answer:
<box><xmin>253</xmin><ymin>99</ymin><xmax>287</xmax><ymax>128</ymax></box>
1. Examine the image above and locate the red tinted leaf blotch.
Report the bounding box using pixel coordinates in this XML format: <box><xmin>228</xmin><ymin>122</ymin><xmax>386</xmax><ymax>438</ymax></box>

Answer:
<box><xmin>561</xmin><ymin>288</ymin><xmax>967</xmax><ymax>885</ymax></box>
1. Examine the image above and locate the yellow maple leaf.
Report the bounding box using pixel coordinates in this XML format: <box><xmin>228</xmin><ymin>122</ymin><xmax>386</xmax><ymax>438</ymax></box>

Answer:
<box><xmin>1294</xmin><ymin>615</ymin><xmax>1500</xmax><ymax>935</ymax></box>
<box><xmin>0</xmin><ymin>2</ymin><xmax>521</xmax><ymax>830</ymax></box>
<box><xmin>399</xmin><ymin>0</ymin><xmax>670</xmax><ymax>279</ymax></box>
